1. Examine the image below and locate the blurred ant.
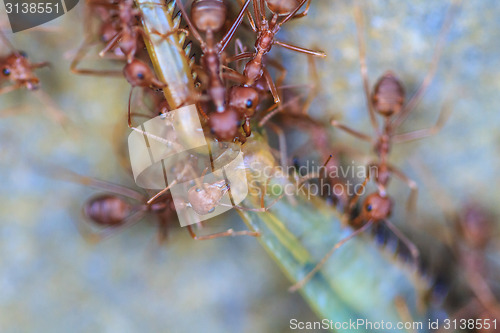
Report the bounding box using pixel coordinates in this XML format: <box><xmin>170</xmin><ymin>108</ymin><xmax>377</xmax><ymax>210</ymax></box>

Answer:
<box><xmin>58</xmin><ymin>167</ymin><xmax>259</xmax><ymax>242</ymax></box>
<box><xmin>97</xmin><ymin>0</ymin><xmax>148</xmax><ymax>64</ymax></box>
<box><xmin>0</xmin><ymin>31</ymin><xmax>69</xmax><ymax>126</ymax></box>
<box><xmin>175</xmin><ymin>0</ymin><xmax>252</xmax><ymax>112</ymax></box>
<box><xmin>411</xmin><ymin>159</ymin><xmax>500</xmax><ymax>323</ymax></box>
<box><xmin>330</xmin><ymin>3</ymin><xmax>457</xmax><ymax>217</ymax></box>
<box><xmin>225</xmin><ymin>0</ymin><xmax>325</xmax><ymax>104</ymax></box>
<box><xmin>288</xmin><ymin>171</ymin><xmax>420</xmax><ymax>292</ymax></box>
<box><xmin>70</xmin><ymin>0</ymin><xmax>130</xmax><ymax>76</ymax></box>
<box><xmin>57</xmin><ymin>169</ymin><xmax>177</xmax><ymax>243</ymax></box>
<box><xmin>288</xmin><ymin>2</ymin><xmax>459</xmax><ymax>292</ymax></box>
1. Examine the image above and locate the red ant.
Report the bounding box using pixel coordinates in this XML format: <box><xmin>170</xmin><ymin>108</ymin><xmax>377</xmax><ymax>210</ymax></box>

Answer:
<box><xmin>175</xmin><ymin>0</ymin><xmax>252</xmax><ymax>112</ymax></box>
<box><xmin>0</xmin><ymin>31</ymin><xmax>69</xmax><ymax>126</ymax></box>
<box><xmin>288</xmin><ymin>3</ymin><xmax>458</xmax><ymax>292</ymax></box>
<box><xmin>57</xmin><ymin>166</ymin><xmax>261</xmax><ymax>242</ymax></box>
<box><xmin>329</xmin><ymin>3</ymin><xmax>456</xmax><ymax>217</ymax></box>
<box><xmin>70</xmin><ymin>0</ymin><xmax>130</xmax><ymax>76</ymax></box>
<box><xmin>97</xmin><ymin>0</ymin><xmax>148</xmax><ymax>64</ymax></box>
<box><xmin>225</xmin><ymin>0</ymin><xmax>325</xmax><ymax>104</ymax></box>
<box><xmin>55</xmin><ymin>169</ymin><xmax>177</xmax><ymax>243</ymax></box>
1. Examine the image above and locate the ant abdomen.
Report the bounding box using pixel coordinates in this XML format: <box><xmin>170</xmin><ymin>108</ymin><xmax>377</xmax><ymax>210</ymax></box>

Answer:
<box><xmin>372</xmin><ymin>71</ymin><xmax>405</xmax><ymax>117</ymax></box>
<box><xmin>191</xmin><ymin>0</ymin><xmax>227</xmax><ymax>33</ymax></box>
<box><xmin>265</xmin><ymin>0</ymin><xmax>303</xmax><ymax>16</ymax></box>
<box><xmin>84</xmin><ymin>195</ymin><xmax>132</xmax><ymax>226</ymax></box>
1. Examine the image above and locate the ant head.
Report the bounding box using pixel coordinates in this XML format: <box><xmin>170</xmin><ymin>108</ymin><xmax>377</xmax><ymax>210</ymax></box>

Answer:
<box><xmin>187</xmin><ymin>179</ymin><xmax>228</xmax><ymax>215</ymax></box>
<box><xmin>371</xmin><ymin>71</ymin><xmax>405</xmax><ymax>118</ymax></box>
<box><xmin>1</xmin><ymin>53</ymin><xmax>39</xmax><ymax>90</ymax></box>
<box><xmin>84</xmin><ymin>194</ymin><xmax>132</xmax><ymax>226</ymax></box>
<box><xmin>460</xmin><ymin>203</ymin><xmax>493</xmax><ymax>249</ymax></box>
<box><xmin>123</xmin><ymin>59</ymin><xmax>164</xmax><ymax>88</ymax></box>
<box><xmin>208</xmin><ymin>108</ymin><xmax>241</xmax><ymax>141</ymax></box>
<box><xmin>265</xmin><ymin>0</ymin><xmax>303</xmax><ymax>16</ymax></box>
<box><xmin>191</xmin><ymin>0</ymin><xmax>227</xmax><ymax>33</ymax></box>
<box><xmin>360</xmin><ymin>192</ymin><xmax>393</xmax><ymax>222</ymax></box>
<box><xmin>228</xmin><ymin>86</ymin><xmax>259</xmax><ymax>117</ymax></box>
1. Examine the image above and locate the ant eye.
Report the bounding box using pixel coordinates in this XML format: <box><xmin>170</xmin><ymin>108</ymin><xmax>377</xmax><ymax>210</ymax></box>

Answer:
<box><xmin>19</xmin><ymin>51</ymin><xmax>28</xmax><ymax>58</ymax></box>
<box><xmin>137</xmin><ymin>72</ymin><xmax>145</xmax><ymax>80</ymax></box>
<box><xmin>245</xmin><ymin>99</ymin><xmax>253</xmax><ymax>108</ymax></box>
<box><xmin>366</xmin><ymin>204</ymin><xmax>373</xmax><ymax>212</ymax></box>
<box><xmin>2</xmin><ymin>68</ymin><xmax>10</xmax><ymax>76</ymax></box>
<box><xmin>195</xmin><ymin>188</ymin><xmax>202</xmax><ymax>192</ymax></box>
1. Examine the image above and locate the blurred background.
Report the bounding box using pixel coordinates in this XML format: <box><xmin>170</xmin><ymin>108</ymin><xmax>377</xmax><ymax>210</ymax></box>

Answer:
<box><xmin>1</xmin><ymin>0</ymin><xmax>499</xmax><ymax>332</ymax></box>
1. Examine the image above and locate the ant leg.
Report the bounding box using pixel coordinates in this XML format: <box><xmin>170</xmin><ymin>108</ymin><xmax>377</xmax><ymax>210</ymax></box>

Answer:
<box><xmin>258</xmin><ymin>86</ymin><xmax>312</xmax><ymax>127</ymax></box>
<box><xmin>33</xmin><ymin>89</ymin><xmax>72</xmax><ymax>128</ymax></box>
<box><xmin>0</xmin><ymin>84</ymin><xmax>22</xmax><ymax>96</ymax></box>
<box><xmin>221</xmin><ymin>66</ymin><xmax>247</xmax><ymax>84</ymax></box>
<box><xmin>256</xmin><ymin>0</ymin><xmax>266</xmax><ymax>25</ymax></box>
<box><xmin>353</xmin><ymin>5</ymin><xmax>379</xmax><ymax>133</ymax></box>
<box><xmin>30</xmin><ymin>61</ymin><xmax>50</xmax><ymax>69</ymax></box>
<box><xmin>279</xmin><ymin>0</ymin><xmax>308</xmax><ymax>26</ymax></box>
<box><xmin>171</xmin><ymin>0</ymin><xmax>205</xmax><ymax>45</ymax></box>
<box><xmin>79</xmin><ymin>209</ymin><xmax>147</xmax><ymax>243</ymax></box>
<box><xmin>220</xmin><ymin>0</ymin><xmax>252</xmax><ymax>52</ymax></box>
<box><xmin>98</xmin><ymin>31</ymin><xmax>123</xmax><ymax>58</ymax></box>
<box><xmin>391</xmin><ymin>1</ymin><xmax>459</xmax><ymax>129</ymax></box>
<box><xmin>274</xmin><ymin>40</ymin><xmax>326</xmax><ymax>57</ymax></box>
<box><xmin>291</xmin><ymin>0</ymin><xmax>311</xmax><ymax>19</ymax></box>
<box><xmin>259</xmin><ymin>57</ymin><xmax>318</xmax><ymax>125</ymax></box>
<box><xmin>128</xmin><ymin>86</ymin><xmax>137</xmax><ymax>128</ymax></box>
<box><xmin>238</xmin><ymin>0</ymin><xmax>257</xmax><ymax>32</ymax></box>
<box><xmin>147</xmin><ymin>180</ymin><xmax>179</xmax><ymax>205</ymax></box>
<box><xmin>225</xmin><ymin>52</ymin><xmax>255</xmax><ymax>64</ymax></box>
<box><xmin>330</xmin><ymin>119</ymin><xmax>372</xmax><ymax>142</ymax></box>
<box><xmin>387</xmin><ymin>165</ymin><xmax>418</xmax><ymax>217</ymax></box>
<box><xmin>392</xmin><ymin>103</ymin><xmax>453</xmax><ymax>143</ymax></box>
<box><xmin>50</xmin><ymin>167</ymin><xmax>146</xmax><ymax>202</ymax></box>
<box><xmin>187</xmin><ymin>224</ymin><xmax>260</xmax><ymax>240</ymax></box>
<box><xmin>288</xmin><ymin>220</ymin><xmax>373</xmax><ymax>292</ymax></box>
<box><xmin>144</xmin><ymin>159</ymin><xmax>200</xmax><ymax>207</ymax></box>
<box><xmin>263</xmin><ymin>67</ymin><xmax>280</xmax><ymax>103</ymax></box>
<box><xmin>266</xmin><ymin>123</ymin><xmax>288</xmax><ymax>172</ymax></box>
<box><xmin>383</xmin><ymin>219</ymin><xmax>420</xmax><ymax>267</ymax></box>
<box><xmin>264</xmin><ymin>57</ymin><xmax>287</xmax><ymax>94</ymax></box>
<box><xmin>70</xmin><ymin>39</ymin><xmax>124</xmax><ymax>77</ymax></box>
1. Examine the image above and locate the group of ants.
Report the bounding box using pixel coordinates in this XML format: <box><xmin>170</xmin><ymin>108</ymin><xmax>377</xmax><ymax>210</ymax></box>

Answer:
<box><xmin>1</xmin><ymin>0</ymin><xmax>498</xmax><ymax>324</ymax></box>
